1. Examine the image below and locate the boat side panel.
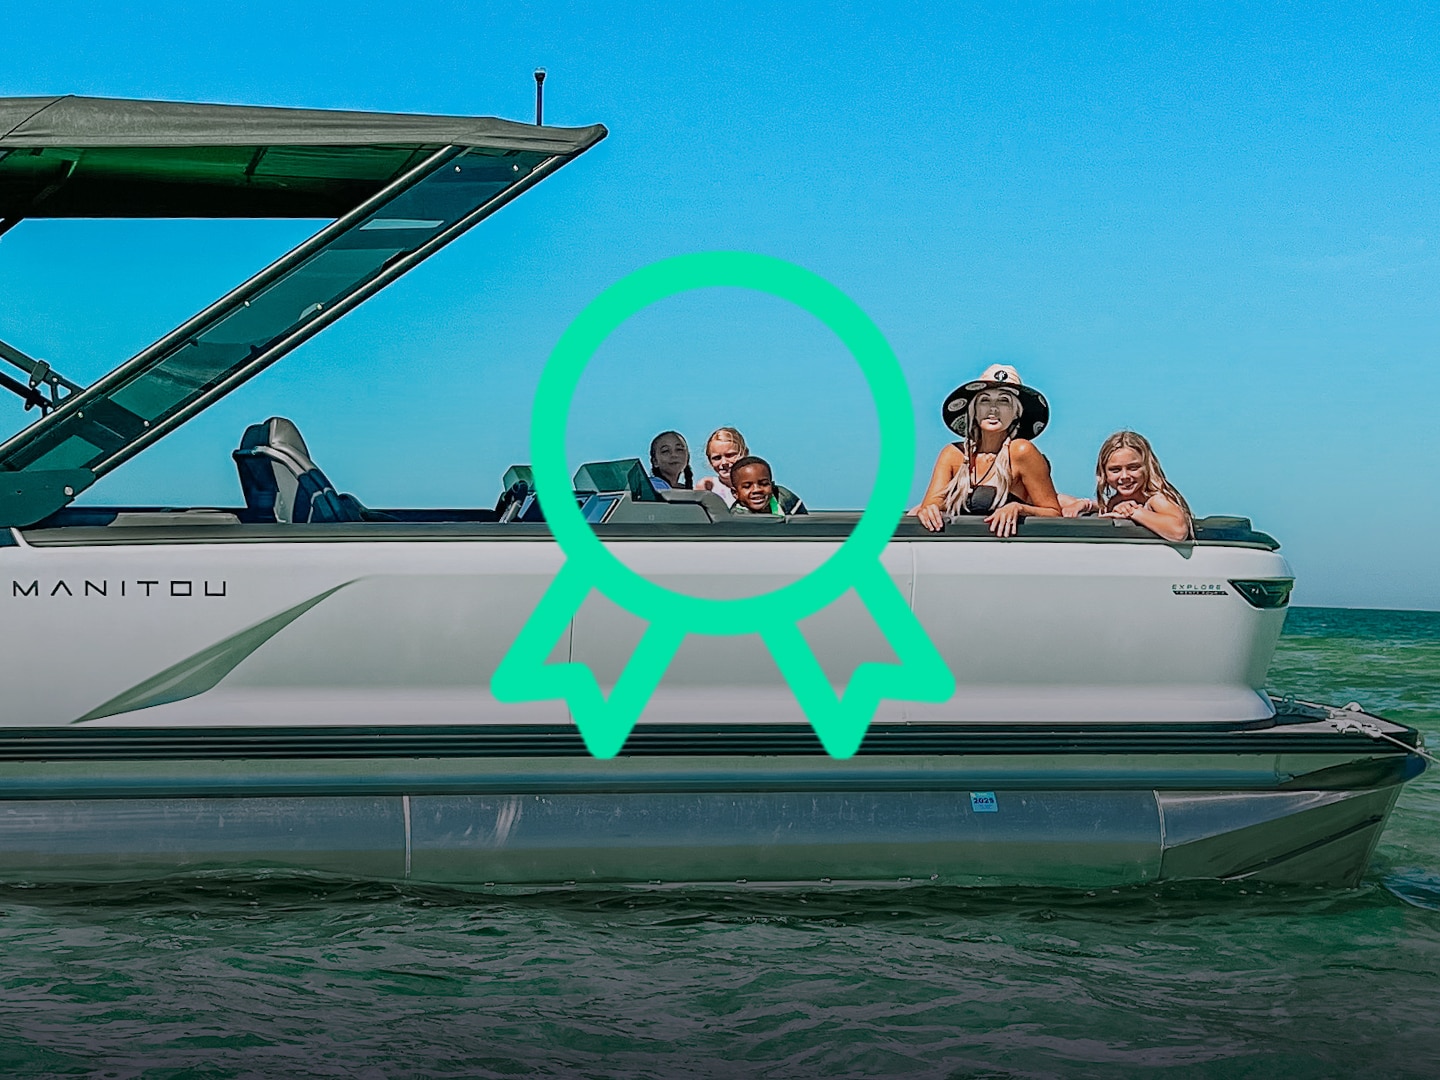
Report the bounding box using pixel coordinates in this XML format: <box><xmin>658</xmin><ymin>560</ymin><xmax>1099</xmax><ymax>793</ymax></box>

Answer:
<box><xmin>0</xmin><ymin>540</ymin><xmax>569</xmax><ymax>726</ymax></box>
<box><xmin>573</xmin><ymin>543</ymin><xmax>910</xmax><ymax>725</ymax></box>
<box><xmin>910</xmin><ymin>540</ymin><xmax>1290</xmax><ymax>723</ymax></box>
<box><xmin>0</xmin><ymin>533</ymin><xmax>1288</xmax><ymax>728</ymax></box>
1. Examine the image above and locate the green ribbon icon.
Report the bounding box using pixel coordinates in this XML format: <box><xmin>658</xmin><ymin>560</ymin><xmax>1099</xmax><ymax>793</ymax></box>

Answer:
<box><xmin>491</xmin><ymin>252</ymin><xmax>955</xmax><ymax>759</ymax></box>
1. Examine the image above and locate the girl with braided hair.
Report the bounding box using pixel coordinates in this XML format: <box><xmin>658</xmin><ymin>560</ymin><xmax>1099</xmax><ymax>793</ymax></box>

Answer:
<box><xmin>648</xmin><ymin>430</ymin><xmax>694</xmax><ymax>491</ymax></box>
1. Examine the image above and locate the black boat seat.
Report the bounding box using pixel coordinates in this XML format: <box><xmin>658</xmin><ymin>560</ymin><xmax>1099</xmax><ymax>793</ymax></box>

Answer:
<box><xmin>233</xmin><ymin>417</ymin><xmax>364</xmax><ymax>524</ymax></box>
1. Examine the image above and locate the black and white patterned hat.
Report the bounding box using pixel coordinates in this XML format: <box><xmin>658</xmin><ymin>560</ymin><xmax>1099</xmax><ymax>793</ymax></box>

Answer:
<box><xmin>941</xmin><ymin>364</ymin><xmax>1050</xmax><ymax>440</ymax></box>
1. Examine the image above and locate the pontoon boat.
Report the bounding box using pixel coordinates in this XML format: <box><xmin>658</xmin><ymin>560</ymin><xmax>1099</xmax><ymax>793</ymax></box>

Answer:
<box><xmin>0</xmin><ymin>96</ymin><xmax>1424</xmax><ymax>887</ymax></box>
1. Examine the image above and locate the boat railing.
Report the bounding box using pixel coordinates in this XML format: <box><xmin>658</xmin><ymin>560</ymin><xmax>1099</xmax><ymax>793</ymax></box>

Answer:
<box><xmin>20</xmin><ymin>499</ymin><xmax>1281</xmax><ymax>551</ymax></box>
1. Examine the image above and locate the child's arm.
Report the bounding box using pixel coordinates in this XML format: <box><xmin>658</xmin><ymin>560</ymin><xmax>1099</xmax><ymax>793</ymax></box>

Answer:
<box><xmin>1105</xmin><ymin>493</ymin><xmax>1191</xmax><ymax>541</ymax></box>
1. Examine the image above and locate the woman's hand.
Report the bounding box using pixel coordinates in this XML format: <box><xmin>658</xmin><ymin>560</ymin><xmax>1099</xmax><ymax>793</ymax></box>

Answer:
<box><xmin>985</xmin><ymin>502</ymin><xmax>1025</xmax><ymax>537</ymax></box>
<box><xmin>1059</xmin><ymin>495</ymin><xmax>1094</xmax><ymax>518</ymax></box>
<box><xmin>914</xmin><ymin>444</ymin><xmax>964</xmax><ymax>534</ymax></box>
<box><xmin>916</xmin><ymin>503</ymin><xmax>946</xmax><ymax>532</ymax></box>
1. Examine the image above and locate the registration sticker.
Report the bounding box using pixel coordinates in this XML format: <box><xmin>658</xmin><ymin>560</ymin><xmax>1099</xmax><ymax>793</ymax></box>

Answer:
<box><xmin>970</xmin><ymin>791</ymin><xmax>998</xmax><ymax>813</ymax></box>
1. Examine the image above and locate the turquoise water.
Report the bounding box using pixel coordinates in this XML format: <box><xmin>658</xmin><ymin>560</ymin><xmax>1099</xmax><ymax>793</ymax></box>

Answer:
<box><xmin>1</xmin><ymin>608</ymin><xmax>1437</xmax><ymax>1078</ymax></box>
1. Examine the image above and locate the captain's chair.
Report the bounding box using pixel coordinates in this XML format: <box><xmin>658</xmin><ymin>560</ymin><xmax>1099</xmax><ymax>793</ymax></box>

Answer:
<box><xmin>233</xmin><ymin>417</ymin><xmax>364</xmax><ymax>524</ymax></box>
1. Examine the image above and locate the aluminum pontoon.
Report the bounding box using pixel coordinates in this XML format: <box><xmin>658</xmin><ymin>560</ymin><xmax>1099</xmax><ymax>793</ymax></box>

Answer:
<box><xmin>0</xmin><ymin>96</ymin><xmax>1424</xmax><ymax>887</ymax></box>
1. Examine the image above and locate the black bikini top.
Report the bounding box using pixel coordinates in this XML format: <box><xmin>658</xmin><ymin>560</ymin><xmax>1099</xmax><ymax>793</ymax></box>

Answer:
<box><xmin>950</xmin><ymin>441</ymin><xmax>1016</xmax><ymax>515</ymax></box>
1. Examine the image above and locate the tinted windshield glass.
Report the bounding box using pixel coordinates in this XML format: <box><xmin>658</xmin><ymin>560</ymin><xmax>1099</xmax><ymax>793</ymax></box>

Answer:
<box><xmin>0</xmin><ymin>146</ymin><xmax>548</xmax><ymax>476</ymax></box>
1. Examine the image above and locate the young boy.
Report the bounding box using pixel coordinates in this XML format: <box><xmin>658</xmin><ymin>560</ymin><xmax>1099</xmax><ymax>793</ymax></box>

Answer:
<box><xmin>727</xmin><ymin>455</ymin><xmax>806</xmax><ymax>516</ymax></box>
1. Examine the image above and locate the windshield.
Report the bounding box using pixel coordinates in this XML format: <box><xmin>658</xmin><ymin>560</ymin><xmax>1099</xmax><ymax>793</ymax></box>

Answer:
<box><xmin>0</xmin><ymin>145</ymin><xmax>548</xmax><ymax>485</ymax></box>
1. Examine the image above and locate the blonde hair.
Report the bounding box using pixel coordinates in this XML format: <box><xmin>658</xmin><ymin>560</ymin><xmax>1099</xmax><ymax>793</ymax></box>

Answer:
<box><xmin>1096</xmin><ymin>431</ymin><xmax>1193</xmax><ymax>536</ymax></box>
<box><xmin>705</xmin><ymin>426</ymin><xmax>748</xmax><ymax>456</ymax></box>
<box><xmin>941</xmin><ymin>389</ymin><xmax>1020</xmax><ymax>520</ymax></box>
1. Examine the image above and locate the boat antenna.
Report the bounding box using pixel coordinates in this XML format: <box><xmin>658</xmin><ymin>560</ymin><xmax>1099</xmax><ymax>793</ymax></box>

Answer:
<box><xmin>534</xmin><ymin>68</ymin><xmax>546</xmax><ymax>125</ymax></box>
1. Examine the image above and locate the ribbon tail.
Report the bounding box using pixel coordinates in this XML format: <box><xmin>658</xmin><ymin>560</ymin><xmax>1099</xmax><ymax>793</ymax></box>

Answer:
<box><xmin>491</xmin><ymin>560</ymin><xmax>588</xmax><ymax>700</ymax></box>
<box><xmin>763</xmin><ymin>563</ymin><xmax>955</xmax><ymax>759</ymax></box>
<box><xmin>491</xmin><ymin>564</ymin><xmax>685</xmax><ymax>758</ymax></box>
<box><xmin>575</xmin><ymin>622</ymin><xmax>687</xmax><ymax>758</ymax></box>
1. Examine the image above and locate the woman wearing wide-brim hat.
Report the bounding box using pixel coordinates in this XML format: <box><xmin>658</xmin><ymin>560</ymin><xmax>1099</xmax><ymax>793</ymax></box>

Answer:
<box><xmin>914</xmin><ymin>364</ymin><xmax>1062</xmax><ymax>536</ymax></box>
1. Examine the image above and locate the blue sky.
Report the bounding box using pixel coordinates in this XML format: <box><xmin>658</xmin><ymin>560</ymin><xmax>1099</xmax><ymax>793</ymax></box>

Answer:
<box><xmin>1</xmin><ymin>2</ymin><xmax>1437</xmax><ymax>608</ymax></box>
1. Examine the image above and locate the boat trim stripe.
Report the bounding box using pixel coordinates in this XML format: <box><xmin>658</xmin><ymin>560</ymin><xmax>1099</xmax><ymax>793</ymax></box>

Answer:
<box><xmin>0</xmin><ymin>722</ymin><xmax>1418</xmax><ymax>760</ymax></box>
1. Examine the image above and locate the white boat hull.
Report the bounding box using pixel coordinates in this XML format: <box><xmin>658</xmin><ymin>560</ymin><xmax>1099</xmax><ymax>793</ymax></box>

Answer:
<box><xmin>2</xmin><ymin>523</ymin><xmax>1288</xmax><ymax>729</ymax></box>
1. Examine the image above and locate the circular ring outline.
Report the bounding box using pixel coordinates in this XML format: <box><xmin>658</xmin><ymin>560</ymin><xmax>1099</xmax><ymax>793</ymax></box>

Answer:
<box><xmin>531</xmin><ymin>251</ymin><xmax>913</xmax><ymax>630</ymax></box>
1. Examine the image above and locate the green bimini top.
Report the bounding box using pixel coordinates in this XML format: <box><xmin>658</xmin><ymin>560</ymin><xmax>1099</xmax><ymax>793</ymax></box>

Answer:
<box><xmin>0</xmin><ymin>95</ymin><xmax>606</xmax><ymax>527</ymax></box>
<box><xmin>0</xmin><ymin>95</ymin><xmax>604</xmax><ymax>218</ymax></box>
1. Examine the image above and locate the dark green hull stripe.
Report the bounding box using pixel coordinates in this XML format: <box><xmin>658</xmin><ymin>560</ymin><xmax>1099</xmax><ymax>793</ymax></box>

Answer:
<box><xmin>0</xmin><ymin>723</ymin><xmax>1420</xmax><ymax>761</ymax></box>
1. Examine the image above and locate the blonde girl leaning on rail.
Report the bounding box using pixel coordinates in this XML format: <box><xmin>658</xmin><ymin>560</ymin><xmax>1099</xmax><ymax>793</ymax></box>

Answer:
<box><xmin>915</xmin><ymin>365</ymin><xmax>1061</xmax><ymax>537</ymax></box>
<box><xmin>1064</xmin><ymin>431</ymin><xmax>1193</xmax><ymax>542</ymax></box>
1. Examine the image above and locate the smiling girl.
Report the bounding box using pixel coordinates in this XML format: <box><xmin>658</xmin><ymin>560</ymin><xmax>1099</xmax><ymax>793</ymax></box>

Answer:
<box><xmin>1070</xmin><ymin>431</ymin><xmax>1192</xmax><ymax>542</ymax></box>
<box><xmin>696</xmin><ymin>426</ymin><xmax>747</xmax><ymax>506</ymax></box>
<box><xmin>648</xmin><ymin>430</ymin><xmax>693</xmax><ymax>490</ymax></box>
